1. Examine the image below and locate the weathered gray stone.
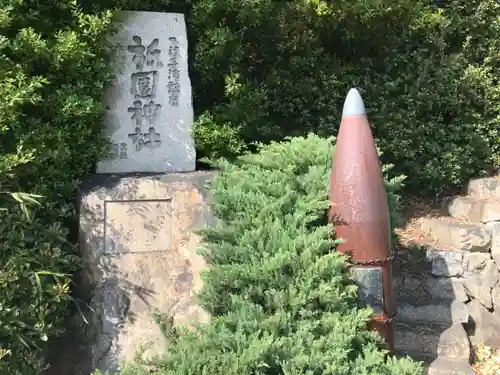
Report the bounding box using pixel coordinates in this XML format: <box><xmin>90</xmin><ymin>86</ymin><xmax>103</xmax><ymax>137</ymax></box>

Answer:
<box><xmin>435</xmin><ymin>324</ymin><xmax>472</xmax><ymax>361</ymax></box>
<box><xmin>468</xmin><ymin>177</ymin><xmax>500</xmax><ymax>200</ymax></box>
<box><xmin>491</xmin><ymin>222</ymin><xmax>500</xmax><ymax>272</ymax></box>
<box><xmin>396</xmin><ymin>300</ymin><xmax>468</xmax><ymax>325</ymax></box>
<box><xmin>463</xmin><ymin>260</ymin><xmax>499</xmax><ymax>309</ymax></box>
<box><xmin>485</xmin><ymin>260</ymin><xmax>500</xmax><ymax>288</ymax></box>
<box><xmin>394</xmin><ymin>275</ymin><xmax>469</xmax><ymax>305</ymax></box>
<box><xmin>428</xmin><ymin>277</ymin><xmax>469</xmax><ymax>303</ymax></box>
<box><xmin>426</xmin><ymin>358</ymin><xmax>475</xmax><ymax>375</ymax></box>
<box><xmin>71</xmin><ymin>172</ymin><xmax>214</xmax><ymax>375</ymax></box>
<box><xmin>492</xmin><ymin>286</ymin><xmax>500</xmax><ymax>311</ymax></box>
<box><xmin>393</xmin><ymin>247</ymin><xmax>429</xmax><ymax>275</ymax></box>
<box><xmin>426</xmin><ymin>249</ymin><xmax>465</xmax><ymax>277</ymax></box>
<box><xmin>464</xmin><ymin>252</ymin><xmax>491</xmax><ymax>274</ymax></box>
<box><xmin>467</xmin><ymin>299</ymin><xmax>500</xmax><ymax>348</ymax></box>
<box><xmin>464</xmin><ymin>274</ymin><xmax>492</xmax><ymax>309</ymax></box>
<box><xmin>394</xmin><ymin>321</ymin><xmax>470</xmax><ymax>362</ymax></box>
<box><xmin>420</xmin><ymin>218</ymin><xmax>491</xmax><ymax>252</ymax></box>
<box><xmin>392</xmin><ymin>275</ymin><xmax>403</xmax><ymax>291</ymax></box>
<box><xmin>448</xmin><ymin>196</ymin><xmax>500</xmax><ymax>223</ymax></box>
<box><xmin>96</xmin><ymin>11</ymin><xmax>196</xmax><ymax>174</ymax></box>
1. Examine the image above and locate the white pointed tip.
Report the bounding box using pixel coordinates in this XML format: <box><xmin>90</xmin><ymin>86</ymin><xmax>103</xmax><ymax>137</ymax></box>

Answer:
<box><xmin>342</xmin><ymin>88</ymin><xmax>366</xmax><ymax>118</ymax></box>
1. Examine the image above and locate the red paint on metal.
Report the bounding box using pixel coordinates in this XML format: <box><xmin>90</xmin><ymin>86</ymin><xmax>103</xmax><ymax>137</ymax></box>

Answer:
<box><xmin>329</xmin><ymin>107</ymin><xmax>394</xmax><ymax>350</ymax></box>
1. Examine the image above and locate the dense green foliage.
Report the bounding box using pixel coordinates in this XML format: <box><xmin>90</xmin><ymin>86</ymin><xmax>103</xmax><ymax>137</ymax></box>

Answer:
<box><xmin>0</xmin><ymin>1</ymin><xmax>116</xmax><ymax>373</ymax></box>
<box><xmin>89</xmin><ymin>0</ymin><xmax>500</xmax><ymax>194</ymax></box>
<box><xmin>95</xmin><ymin>134</ymin><xmax>420</xmax><ymax>375</ymax></box>
<box><xmin>2</xmin><ymin>0</ymin><xmax>498</xmax><ymax>373</ymax></box>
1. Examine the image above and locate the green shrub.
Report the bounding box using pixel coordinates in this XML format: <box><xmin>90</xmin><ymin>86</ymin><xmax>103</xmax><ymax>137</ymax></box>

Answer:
<box><xmin>96</xmin><ymin>134</ymin><xmax>420</xmax><ymax>375</ymax></box>
<box><xmin>0</xmin><ymin>2</ymin><xmax>116</xmax><ymax>373</ymax></box>
<box><xmin>88</xmin><ymin>0</ymin><xmax>500</xmax><ymax>194</ymax></box>
<box><xmin>193</xmin><ymin>112</ymin><xmax>247</xmax><ymax>162</ymax></box>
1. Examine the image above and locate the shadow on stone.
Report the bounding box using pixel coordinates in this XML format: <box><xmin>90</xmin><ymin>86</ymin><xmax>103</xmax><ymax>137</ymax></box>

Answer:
<box><xmin>393</xmin><ymin>245</ymin><xmax>472</xmax><ymax>370</ymax></box>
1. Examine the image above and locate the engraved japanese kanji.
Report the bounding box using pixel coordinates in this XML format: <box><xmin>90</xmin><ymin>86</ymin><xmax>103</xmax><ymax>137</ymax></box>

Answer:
<box><xmin>127</xmin><ymin>100</ymin><xmax>162</xmax><ymax>128</ymax></box>
<box><xmin>127</xmin><ymin>36</ymin><xmax>163</xmax><ymax>70</ymax></box>
<box><xmin>128</xmin><ymin>126</ymin><xmax>162</xmax><ymax>151</ymax></box>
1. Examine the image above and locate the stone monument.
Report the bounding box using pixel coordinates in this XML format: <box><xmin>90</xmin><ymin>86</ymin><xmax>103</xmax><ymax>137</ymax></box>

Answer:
<box><xmin>77</xmin><ymin>172</ymin><xmax>213</xmax><ymax>374</ymax></box>
<box><xmin>43</xmin><ymin>12</ymin><xmax>212</xmax><ymax>375</ymax></box>
<box><xmin>97</xmin><ymin>11</ymin><xmax>195</xmax><ymax>174</ymax></box>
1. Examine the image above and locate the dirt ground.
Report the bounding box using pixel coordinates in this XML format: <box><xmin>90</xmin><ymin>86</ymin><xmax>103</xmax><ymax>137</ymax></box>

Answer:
<box><xmin>394</xmin><ymin>197</ymin><xmax>455</xmax><ymax>251</ymax></box>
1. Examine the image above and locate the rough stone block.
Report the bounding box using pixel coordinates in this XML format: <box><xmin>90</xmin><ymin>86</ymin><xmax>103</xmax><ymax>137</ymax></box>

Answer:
<box><xmin>426</xmin><ymin>249</ymin><xmax>465</xmax><ymax>277</ymax></box>
<box><xmin>491</xmin><ymin>222</ymin><xmax>500</xmax><ymax>272</ymax></box>
<box><xmin>467</xmin><ymin>299</ymin><xmax>500</xmax><ymax>348</ymax></box>
<box><xmin>75</xmin><ymin>172</ymin><xmax>214</xmax><ymax>374</ymax></box>
<box><xmin>428</xmin><ymin>277</ymin><xmax>469</xmax><ymax>303</ymax></box>
<box><xmin>464</xmin><ymin>252</ymin><xmax>491</xmax><ymax>274</ymax></box>
<box><xmin>468</xmin><ymin>177</ymin><xmax>500</xmax><ymax>200</ymax></box>
<box><xmin>435</xmin><ymin>324</ymin><xmax>472</xmax><ymax>361</ymax></box>
<box><xmin>420</xmin><ymin>218</ymin><xmax>491</xmax><ymax>252</ymax></box>
<box><xmin>426</xmin><ymin>358</ymin><xmax>475</xmax><ymax>375</ymax></box>
<box><xmin>463</xmin><ymin>260</ymin><xmax>499</xmax><ymax>309</ymax></box>
<box><xmin>492</xmin><ymin>286</ymin><xmax>500</xmax><ymax>311</ymax></box>
<box><xmin>448</xmin><ymin>196</ymin><xmax>500</xmax><ymax>223</ymax></box>
<box><xmin>394</xmin><ymin>275</ymin><xmax>469</xmax><ymax>305</ymax></box>
<box><xmin>96</xmin><ymin>11</ymin><xmax>195</xmax><ymax>174</ymax></box>
<box><xmin>394</xmin><ymin>321</ymin><xmax>470</xmax><ymax>362</ymax></box>
<box><xmin>394</xmin><ymin>274</ymin><xmax>471</xmax><ymax>329</ymax></box>
<box><xmin>396</xmin><ymin>300</ymin><xmax>468</xmax><ymax>325</ymax></box>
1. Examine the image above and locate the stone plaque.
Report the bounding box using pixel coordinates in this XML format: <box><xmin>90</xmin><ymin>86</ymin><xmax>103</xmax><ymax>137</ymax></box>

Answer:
<box><xmin>104</xmin><ymin>200</ymin><xmax>173</xmax><ymax>254</ymax></box>
<box><xmin>97</xmin><ymin>11</ymin><xmax>195</xmax><ymax>174</ymax></box>
<box><xmin>351</xmin><ymin>266</ymin><xmax>384</xmax><ymax>315</ymax></box>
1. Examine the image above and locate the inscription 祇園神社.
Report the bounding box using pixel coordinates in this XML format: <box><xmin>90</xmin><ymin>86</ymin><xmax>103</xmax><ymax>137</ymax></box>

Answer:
<box><xmin>111</xmin><ymin>35</ymin><xmax>182</xmax><ymax>159</ymax></box>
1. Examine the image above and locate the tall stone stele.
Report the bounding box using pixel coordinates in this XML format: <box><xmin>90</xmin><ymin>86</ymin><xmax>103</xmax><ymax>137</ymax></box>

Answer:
<box><xmin>97</xmin><ymin>11</ymin><xmax>196</xmax><ymax>173</ymax></box>
<box><xmin>52</xmin><ymin>12</ymin><xmax>213</xmax><ymax>375</ymax></box>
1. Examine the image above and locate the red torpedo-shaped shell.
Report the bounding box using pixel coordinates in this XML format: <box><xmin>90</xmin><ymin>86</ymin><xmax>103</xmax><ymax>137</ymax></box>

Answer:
<box><xmin>329</xmin><ymin>88</ymin><xmax>394</xmax><ymax>350</ymax></box>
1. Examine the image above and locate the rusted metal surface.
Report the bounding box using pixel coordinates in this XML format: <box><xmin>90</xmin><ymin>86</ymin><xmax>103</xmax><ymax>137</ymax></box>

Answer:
<box><xmin>329</xmin><ymin>88</ymin><xmax>394</xmax><ymax>350</ymax></box>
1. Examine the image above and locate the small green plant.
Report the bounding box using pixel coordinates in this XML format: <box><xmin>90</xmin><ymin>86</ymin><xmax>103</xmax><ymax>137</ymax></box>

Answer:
<box><xmin>193</xmin><ymin>112</ymin><xmax>246</xmax><ymax>162</ymax></box>
<box><xmin>152</xmin><ymin>310</ymin><xmax>179</xmax><ymax>344</ymax></box>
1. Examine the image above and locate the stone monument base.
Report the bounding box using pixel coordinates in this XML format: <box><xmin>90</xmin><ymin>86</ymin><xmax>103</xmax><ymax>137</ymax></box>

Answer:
<box><xmin>44</xmin><ymin>172</ymin><xmax>214</xmax><ymax>375</ymax></box>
